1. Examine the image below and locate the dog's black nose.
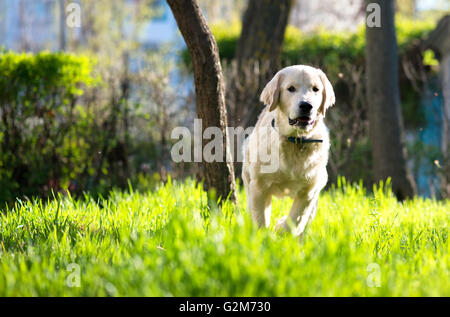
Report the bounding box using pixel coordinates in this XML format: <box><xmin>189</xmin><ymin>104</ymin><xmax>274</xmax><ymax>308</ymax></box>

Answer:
<box><xmin>299</xmin><ymin>101</ymin><xmax>313</xmax><ymax>113</ymax></box>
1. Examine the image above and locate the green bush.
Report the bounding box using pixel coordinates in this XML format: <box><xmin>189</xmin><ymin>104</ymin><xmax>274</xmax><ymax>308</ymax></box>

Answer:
<box><xmin>0</xmin><ymin>51</ymin><xmax>98</xmax><ymax>203</ymax></box>
<box><xmin>0</xmin><ymin>49</ymin><xmax>193</xmax><ymax>204</ymax></box>
<box><xmin>197</xmin><ymin>18</ymin><xmax>435</xmax><ymax>74</ymax></box>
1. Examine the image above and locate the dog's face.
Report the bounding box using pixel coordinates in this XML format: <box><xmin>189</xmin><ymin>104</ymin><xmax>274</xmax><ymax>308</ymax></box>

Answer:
<box><xmin>260</xmin><ymin>65</ymin><xmax>335</xmax><ymax>133</ymax></box>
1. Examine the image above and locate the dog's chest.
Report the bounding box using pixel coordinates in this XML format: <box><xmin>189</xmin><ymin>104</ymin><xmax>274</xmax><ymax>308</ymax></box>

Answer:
<box><xmin>263</xmin><ymin>143</ymin><xmax>327</xmax><ymax>198</ymax></box>
<box><xmin>279</xmin><ymin>142</ymin><xmax>325</xmax><ymax>181</ymax></box>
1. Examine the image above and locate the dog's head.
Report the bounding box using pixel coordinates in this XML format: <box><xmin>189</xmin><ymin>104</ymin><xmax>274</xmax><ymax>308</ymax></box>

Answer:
<box><xmin>260</xmin><ymin>65</ymin><xmax>335</xmax><ymax>133</ymax></box>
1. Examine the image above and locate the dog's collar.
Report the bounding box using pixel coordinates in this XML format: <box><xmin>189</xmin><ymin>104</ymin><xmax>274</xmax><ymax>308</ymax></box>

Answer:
<box><xmin>271</xmin><ymin>119</ymin><xmax>323</xmax><ymax>145</ymax></box>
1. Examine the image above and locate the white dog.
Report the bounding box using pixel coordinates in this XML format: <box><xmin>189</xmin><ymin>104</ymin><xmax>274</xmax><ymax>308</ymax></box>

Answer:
<box><xmin>242</xmin><ymin>65</ymin><xmax>335</xmax><ymax>238</ymax></box>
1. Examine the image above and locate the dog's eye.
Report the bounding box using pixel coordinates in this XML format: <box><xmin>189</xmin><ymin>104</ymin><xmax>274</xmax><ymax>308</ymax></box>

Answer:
<box><xmin>312</xmin><ymin>86</ymin><xmax>319</xmax><ymax>92</ymax></box>
<box><xmin>288</xmin><ymin>86</ymin><xmax>296</xmax><ymax>93</ymax></box>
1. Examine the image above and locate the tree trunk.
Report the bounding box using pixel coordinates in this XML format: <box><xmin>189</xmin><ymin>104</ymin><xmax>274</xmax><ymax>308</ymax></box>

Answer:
<box><xmin>167</xmin><ymin>0</ymin><xmax>237</xmax><ymax>204</ymax></box>
<box><xmin>365</xmin><ymin>0</ymin><xmax>417</xmax><ymax>200</ymax></box>
<box><xmin>229</xmin><ymin>0</ymin><xmax>292</xmax><ymax>180</ymax></box>
<box><xmin>441</xmin><ymin>54</ymin><xmax>450</xmax><ymax>198</ymax></box>
<box><xmin>231</xmin><ymin>0</ymin><xmax>293</xmax><ymax>129</ymax></box>
<box><xmin>424</xmin><ymin>15</ymin><xmax>450</xmax><ymax>198</ymax></box>
<box><xmin>59</xmin><ymin>0</ymin><xmax>66</xmax><ymax>51</ymax></box>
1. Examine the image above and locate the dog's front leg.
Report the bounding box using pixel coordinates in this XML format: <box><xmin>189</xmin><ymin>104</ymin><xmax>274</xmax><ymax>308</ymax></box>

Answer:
<box><xmin>275</xmin><ymin>194</ymin><xmax>318</xmax><ymax>238</ymax></box>
<box><xmin>249</xmin><ymin>180</ymin><xmax>272</xmax><ymax>228</ymax></box>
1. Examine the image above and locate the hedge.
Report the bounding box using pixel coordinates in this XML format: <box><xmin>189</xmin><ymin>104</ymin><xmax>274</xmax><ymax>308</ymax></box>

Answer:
<box><xmin>0</xmin><ymin>51</ymin><xmax>98</xmax><ymax>202</ymax></box>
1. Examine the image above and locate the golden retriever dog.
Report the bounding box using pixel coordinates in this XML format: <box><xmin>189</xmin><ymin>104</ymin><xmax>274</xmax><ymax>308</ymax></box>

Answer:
<box><xmin>242</xmin><ymin>65</ymin><xmax>335</xmax><ymax>238</ymax></box>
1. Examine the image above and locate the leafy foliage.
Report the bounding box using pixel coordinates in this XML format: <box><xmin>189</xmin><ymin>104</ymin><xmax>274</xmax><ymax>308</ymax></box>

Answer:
<box><xmin>0</xmin><ymin>51</ymin><xmax>98</xmax><ymax>203</ymax></box>
<box><xmin>0</xmin><ymin>49</ymin><xmax>196</xmax><ymax>204</ymax></box>
<box><xmin>183</xmin><ymin>18</ymin><xmax>435</xmax><ymax>77</ymax></box>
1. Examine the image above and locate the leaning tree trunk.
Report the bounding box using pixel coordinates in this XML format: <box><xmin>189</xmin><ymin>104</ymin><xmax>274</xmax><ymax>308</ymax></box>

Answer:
<box><xmin>167</xmin><ymin>0</ymin><xmax>237</xmax><ymax>204</ymax></box>
<box><xmin>365</xmin><ymin>0</ymin><xmax>417</xmax><ymax>200</ymax></box>
<box><xmin>231</xmin><ymin>0</ymin><xmax>293</xmax><ymax>129</ymax></box>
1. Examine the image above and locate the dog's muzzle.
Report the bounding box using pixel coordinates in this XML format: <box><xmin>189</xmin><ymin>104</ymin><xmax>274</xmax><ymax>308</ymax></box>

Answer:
<box><xmin>289</xmin><ymin>116</ymin><xmax>315</xmax><ymax>128</ymax></box>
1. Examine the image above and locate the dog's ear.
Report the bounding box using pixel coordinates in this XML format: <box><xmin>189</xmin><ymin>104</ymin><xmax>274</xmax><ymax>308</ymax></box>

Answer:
<box><xmin>260</xmin><ymin>73</ymin><xmax>282</xmax><ymax>112</ymax></box>
<box><xmin>318</xmin><ymin>69</ymin><xmax>335</xmax><ymax>117</ymax></box>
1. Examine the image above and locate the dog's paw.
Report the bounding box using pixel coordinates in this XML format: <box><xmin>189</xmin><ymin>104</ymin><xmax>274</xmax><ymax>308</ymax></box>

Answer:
<box><xmin>275</xmin><ymin>217</ymin><xmax>305</xmax><ymax>241</ymax></box>
<box><xmin>274</xmin><ymin>216</ymin><xmax>290</xmax><ymax>234</ymax></box>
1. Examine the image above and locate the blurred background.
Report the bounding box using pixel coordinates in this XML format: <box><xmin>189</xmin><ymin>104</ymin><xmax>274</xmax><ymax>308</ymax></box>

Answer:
<box><xmin>0</xmin><ymin>0</ymin><xmax>448</xmax><ymax>203</ymax></box>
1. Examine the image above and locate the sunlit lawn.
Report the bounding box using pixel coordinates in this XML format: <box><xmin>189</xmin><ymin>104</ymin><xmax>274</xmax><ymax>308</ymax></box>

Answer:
<box><xmin>0</xmin><ymin>178</ymin><xmax>448</xmax><ymax>296</ymax></box>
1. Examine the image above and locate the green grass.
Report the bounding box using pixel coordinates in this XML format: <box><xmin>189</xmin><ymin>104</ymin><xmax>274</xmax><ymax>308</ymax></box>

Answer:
<box><xmin>0</xmin><ymin>178</ymin><xmax>448</xmax><ymax>296</ymax></box>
